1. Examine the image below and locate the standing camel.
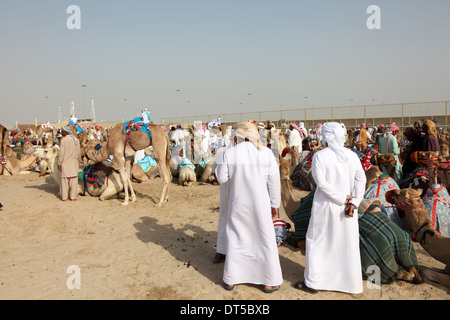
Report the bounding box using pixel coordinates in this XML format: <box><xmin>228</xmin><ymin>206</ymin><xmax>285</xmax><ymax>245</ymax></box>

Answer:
<box><xmin>85</xmin><ymin>123</ymin><xmax>171</xmax><ymax>206</ymax></box>
<box><xmin>0</xmin><ymin>125</ymin><xmax>9</xmax><ymax>156</ymax></box>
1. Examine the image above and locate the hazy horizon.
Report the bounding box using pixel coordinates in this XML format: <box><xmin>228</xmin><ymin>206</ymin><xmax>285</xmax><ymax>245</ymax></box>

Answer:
<box><xmin>1</xmin><ymin>0</ymin><xmax>450</xmax><ymax>127</ymax></box>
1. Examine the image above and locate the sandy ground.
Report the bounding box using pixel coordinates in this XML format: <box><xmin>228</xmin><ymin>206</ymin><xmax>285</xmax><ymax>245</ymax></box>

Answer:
<box><xmin>0</xmin><ymin>171</ymin><xmax>449</xmax><ymax>301</ymax></box>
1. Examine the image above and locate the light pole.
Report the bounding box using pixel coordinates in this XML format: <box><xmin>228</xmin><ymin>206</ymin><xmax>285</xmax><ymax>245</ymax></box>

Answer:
<box><xmin>247</xmin><ymin>93</ymin><xmax>252</xmax><ymax>114</ymax></box>
<box><xmin>45</xmin><ymin>96</ymin><xmax>49</xmax><ymax>122</ymax></box>
<box><xmin>176</xmin><ymin>89</ymin><xmax>181</xmax><ymax>121</ymax></box>
<box><xmin>82</xmin><ymin>84</ymin><xmax>87</xmax><ymax>120</ymax></box>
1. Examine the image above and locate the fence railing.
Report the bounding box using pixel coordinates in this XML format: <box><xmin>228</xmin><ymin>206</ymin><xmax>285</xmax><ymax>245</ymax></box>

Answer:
<box><xmin>161</xmin><ymin>100</ymin><xmax>449</xmax><ymax>128</ymax></box>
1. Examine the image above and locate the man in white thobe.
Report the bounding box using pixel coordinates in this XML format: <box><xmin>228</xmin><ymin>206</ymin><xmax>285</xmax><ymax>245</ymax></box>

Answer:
<box><xmin>216</xmin><ymin>122</ymin><xmax>283</xmax><ymax>293</ymax></box>
<box><xmin>300</xmin><ymin>122</ymin><xmax>366</xmax><ymax>294</ymax></box>
<box><xmin>211</xmin><ymin>145</ymin><xmax>229</xmax><ymax>264</ymax></box>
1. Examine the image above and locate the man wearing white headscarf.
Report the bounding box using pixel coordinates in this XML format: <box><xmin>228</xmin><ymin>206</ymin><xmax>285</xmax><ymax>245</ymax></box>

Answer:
<box><xmin>296</xmin><ymin>122</ymin><xmax>366</xmax><ymax>294</ymax></box>
<box><xmin>215</xmin><ymin>122</ymin><xmax>283</xmax><ymax>293</ymax></box>
<box><xmin>58</xmin><ymin>126</ymin><xmax>81</xmax><ymax>201</ymax></box>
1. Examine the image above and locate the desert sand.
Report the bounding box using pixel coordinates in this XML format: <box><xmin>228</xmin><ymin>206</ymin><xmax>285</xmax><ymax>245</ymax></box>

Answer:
<box><xmin>0</xmin><ymin>172</ymin><xmax>449</xmax><ymax>300</ymax></box>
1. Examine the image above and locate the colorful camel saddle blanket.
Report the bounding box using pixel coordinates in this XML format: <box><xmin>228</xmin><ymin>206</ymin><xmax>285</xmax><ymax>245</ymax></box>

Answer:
<box><xmin>123</xmin><ymin>118</ymin><xmax>152</xmax><ymax>142</ymax></box>
<box><xmin>290</xmin><ymin>151</ymin><xmax>315</xmax><ymax>191</ymax></box>
<box><xmin>79</xmin><ymin>163</ymin><xmax>117</xmax><ymax>189</ymax></box>
<box><xmin>179</xmin><ymin>158</ymin><xmax>195</xmax><ymax>173</ymax></box>
<box><xmin>422</xmin><ymin>184</ymin><xmax>450</xmax><ymax>237</ymax></box>
<box><xmin>69</xmin><ymin>121</ymin><xmax>85</xmax><ymax>134</ymax></box>
<box><xmin>137</xmin><ymin>155</ymin><xmax>157</xmax><ymax>173</ymax></box>
<box><xmin>273</xmin><ymin>219</ymin><xmax>291</xmax><ymax>247</ymax></box>
<box><xmin>364</xmin><ymin>174</ymin><xmax>402</xmax><ymax>228</ymax></box>
<box><xmin>198</xmin><ymin>157</ymin><xmax>213</xmax><ymax>169</ymax></box>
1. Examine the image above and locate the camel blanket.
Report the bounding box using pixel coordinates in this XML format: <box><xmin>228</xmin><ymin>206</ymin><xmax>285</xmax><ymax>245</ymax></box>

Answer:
<box><xmin>364</xmin><ymin>174</ymin><xmax>402</xmax><ymax>228</ymax></box>
<box><xmin>80</xmin><ymin>163</ymin><xmax>116</xmax><ymax>189</ymax></box>
<box><xmin>136</xmin><ymin>155</ymin><xmax>157</xmax><ymax>173</ymax></box>
<box><xmin>123</xmin><ymin>118</ymin><xmax>152</xmax><ymax>142</ymax></box>
<box><xmin>359</xmin><ymin>210</ymin><xmax>420</xmax><ymax>284</ymax></box>
<box><xmin>422</xmin><ymin>184</ymin><xmax>450</xmax><ymax>237</ymax></box>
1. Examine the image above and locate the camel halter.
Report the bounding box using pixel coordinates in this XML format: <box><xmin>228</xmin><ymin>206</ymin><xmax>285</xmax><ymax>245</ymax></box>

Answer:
<box><xmin>438</xmin><ymin>161</ymin><xmax>450</xmax><ymax>171</ymax></box>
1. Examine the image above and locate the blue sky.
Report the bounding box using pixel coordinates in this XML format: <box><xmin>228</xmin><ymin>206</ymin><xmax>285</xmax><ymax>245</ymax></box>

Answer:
<box><xmin>1</xmin><ymin>0</ymin><xmax>450</xmax><ymax>126</ymax></box>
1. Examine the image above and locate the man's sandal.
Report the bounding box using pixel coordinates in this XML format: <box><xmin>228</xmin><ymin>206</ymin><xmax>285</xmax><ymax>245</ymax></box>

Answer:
<box><xmin>294</xmin><ymin>281</ymin><xmax>318</xmax><ymax>294</ymax></box>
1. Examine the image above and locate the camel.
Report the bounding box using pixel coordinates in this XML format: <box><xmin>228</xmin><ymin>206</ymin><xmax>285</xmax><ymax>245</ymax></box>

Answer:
<box><xmin>130</xmin><ymin>148</ymin><xmax>159</xmax><ymax>183</ymax></box>
<box><xmin>0</xmin><ymin>154</ymin><xmax>37</xmax><ymax>175</ymax></box>
<box><xmin>34</xmin><ymin>147</ymin><xmax>124</xmax><ymax>201</ymax></box>
<box><xmin>84</xmin><ymin>123</ymin><xmax>171</xmax><ymax>206</ymax></box>
<box><xmin>438</xmin><ymin>154</ymin><xmax>450</xmax><ymax>190</ymax></box>
<box><xmin>35</xmin><ymin>125</ymin><xmax>55</xmax><ymax>146</ymax></box>
<box><xmin>195</xmin><ymin>160</ymin><xmax>217</xmax><ymax>184</ymax></box>
<box><xmin>411</xmin><ymin>151</ymin><xmax>440</xmax><ymax>187</ymax></box>
<box><xmin>365</xmin><ymin>165</ymin><xmax>382</xmax><ymax>190</ymax></box>
<box><xmin>131</xmin><ymin>162</ymin><xmax>158</xmax><ymax>183</ymax></box>
<box><xmin>178</xmin><ymin>164</ymin><xmax>197</xmax><ymax>187</ymax></box>
<box><xmin>279</xmin><ymin>157</ymin><xmax>305</xmax><ymax>221</ymax></box>
<box><xmin>372</xmin><ymin>153</ymin><xmax>398</xmax><ymax>181</ymax></box>
<box><xmin>0</xmin><ymin>125</ymin><xmax>10</xmax><ymax>156</ymax></box>
<box><xmin>388</xmin><ymin>188</ymin><xmax>450</xmax><ymax>289</ymax></box>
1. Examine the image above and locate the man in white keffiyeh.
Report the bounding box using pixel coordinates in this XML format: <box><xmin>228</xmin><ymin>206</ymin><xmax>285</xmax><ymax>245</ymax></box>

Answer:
<box><xmin>296</xmin><ymin>122</ymin><xmax>366</xmax><ymax>294</ymax></box>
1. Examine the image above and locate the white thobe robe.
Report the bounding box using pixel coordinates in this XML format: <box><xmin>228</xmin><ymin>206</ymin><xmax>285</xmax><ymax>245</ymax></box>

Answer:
<box><xmin>213</xmin><ymin>147</ymin><xmax>229</xmax><ymax>255</ymax></box>
<box><xmin>304</xmin><ymin>147</ymin><xmax>366</xmax><ymax>294</ymax></box>
<box><xmin>288</xmin><ymin>129</ymin><xmax>302</xmax><ymax>149</ymax></box>
<box><xmin>216</xmin><ymin>142</ymin><xmax>283</xmax><ymax>287</ymax></box>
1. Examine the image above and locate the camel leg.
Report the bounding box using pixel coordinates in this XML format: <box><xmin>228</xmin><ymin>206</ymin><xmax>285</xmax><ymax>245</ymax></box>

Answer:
<box><xmin>125</xmin><ymin>158</ymin><xmax>137</xmax><ymax>202</ymax></box>
<box><xmin>422</xmin><ymin>268</ymin><xmax>450</xmax><ymax>289</ymax></box>
<box><xmin>156</xmin><ymin>168</ymin><xmax>170</xmax><ymax>206</ymax></box>
<box><xmin>118</xmin><ymin>168</ymin><xmax>130</xmax><ymax>206</ymax></box>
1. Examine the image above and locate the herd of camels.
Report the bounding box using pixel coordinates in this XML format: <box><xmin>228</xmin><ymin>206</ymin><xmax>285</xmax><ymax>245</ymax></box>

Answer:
<box><xmin>1</xmin><ymin>120</ymin><xmax>450</xmax><ymax>292</ymax></box>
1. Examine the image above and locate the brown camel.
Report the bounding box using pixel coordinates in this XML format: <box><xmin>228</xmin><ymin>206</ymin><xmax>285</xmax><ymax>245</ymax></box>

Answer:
<box><xmin>0</xmin><ymin>154</ymin><xmax>37</xmax><ymax>175</ymax></box>
<box><xmin>389</xmin><ymin>188</ymin><xmax>450</xmax><ymax>290</ymax></box>
<box><xmin>411</xmin><ymin>151</ymin><xmax>440</xmax><ymax>187</ymax></box>
<box><xmin>0</xmin><ymin>125</ymin><xmax>9</xmax><ymax>156</ymax></box>
<box><xmin>279</xmin><ymin>157</ymin><xmax>306</xmax><ymax>222</ymax></box>
<box><xmin>84</xmin><ymin>123</ymin><xmax>171</xmax><ymax>206</ymax></box>
<box><xmin>373</xmin><ymin>153</ymin><xmax>398</xmax><ymax>181</ymax></box>
<box><xmin>178</xmin><ymin>164</ymin><xmax>197</xmax><ymax>187</ymax></box>
<box><xmin>196</xmin><ymin>161</ymin><xmax>217</xmax><ymax>184</ymax></box>
<box><xmin>438</xmin><ymin>154</ymin><xmax>450</xmax><ymax>190</ymax></box>
<box><xmin>365</xmin><ymin>165</ymin><xmax>382</xmax><ymax>189</ymax></box>
<box><xmin>131</xmin><ymin>148</ymin><xmax>159</xmax><ymax>183</ymax></box>
<box><xmin>131</xmin><ymin>163</ymin><xmax>158</xmax><ymax>183</ymax></box>
<box><xmin>35</xmin><ymin>125</ymin><xmax>55</xmax><ymax>146</ymax></box>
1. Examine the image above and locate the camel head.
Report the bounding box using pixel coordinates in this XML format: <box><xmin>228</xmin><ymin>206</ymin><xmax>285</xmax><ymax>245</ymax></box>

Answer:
<box><xmin>410</xmin><ymin>151</ymin><xmax>439</xmax><ymax>168</ymax></box>
<box><xmin>385</xmin><ymin>188</ymin><xmax>429</xmax><ymax>234</ymax></box>
<box><xmin>371</xmin><ymin>154</ymin><xmax>397</xmax><ymax>178</ymax></box>
<box><xmin>44</xmin><ymin>147</ymin><xmax>59</xmax><ymax>162</ymax></box>
<box><xmin>438</xmin><ymin>154</ymin><xmax>450</xmax><ymax>171</ymax></box>
<box><xmin>84</xmin><ymin>140</ymin><xmax>108</xmax><ymax>164</ymax></box>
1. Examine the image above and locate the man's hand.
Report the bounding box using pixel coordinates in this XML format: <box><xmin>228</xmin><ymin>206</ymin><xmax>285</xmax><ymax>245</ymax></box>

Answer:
<box><xmin>345</xmin><ymin>204</ymin><xmax>356</xmax><ymax>218</ymax></box>
<box><xmin>345</xmin><ymin>195</ymin><xmax>356</xmax><ymax>205</ymax></box>
<box><xmin>58</xmin><ymin>164</ymin><xmax>61</xmax><ymax>171</ymax></box>
<box><xmin>271</xmin><ymin>207</ymin><xmax>278</xmax><ymax>219</ymax></box>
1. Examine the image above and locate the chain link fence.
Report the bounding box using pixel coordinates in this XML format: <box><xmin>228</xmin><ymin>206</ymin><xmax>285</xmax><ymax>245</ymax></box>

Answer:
<box><xmin>162</xmin><ymin>100</ymin><xmax>449</xmax><ymax>128</ymax></box>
